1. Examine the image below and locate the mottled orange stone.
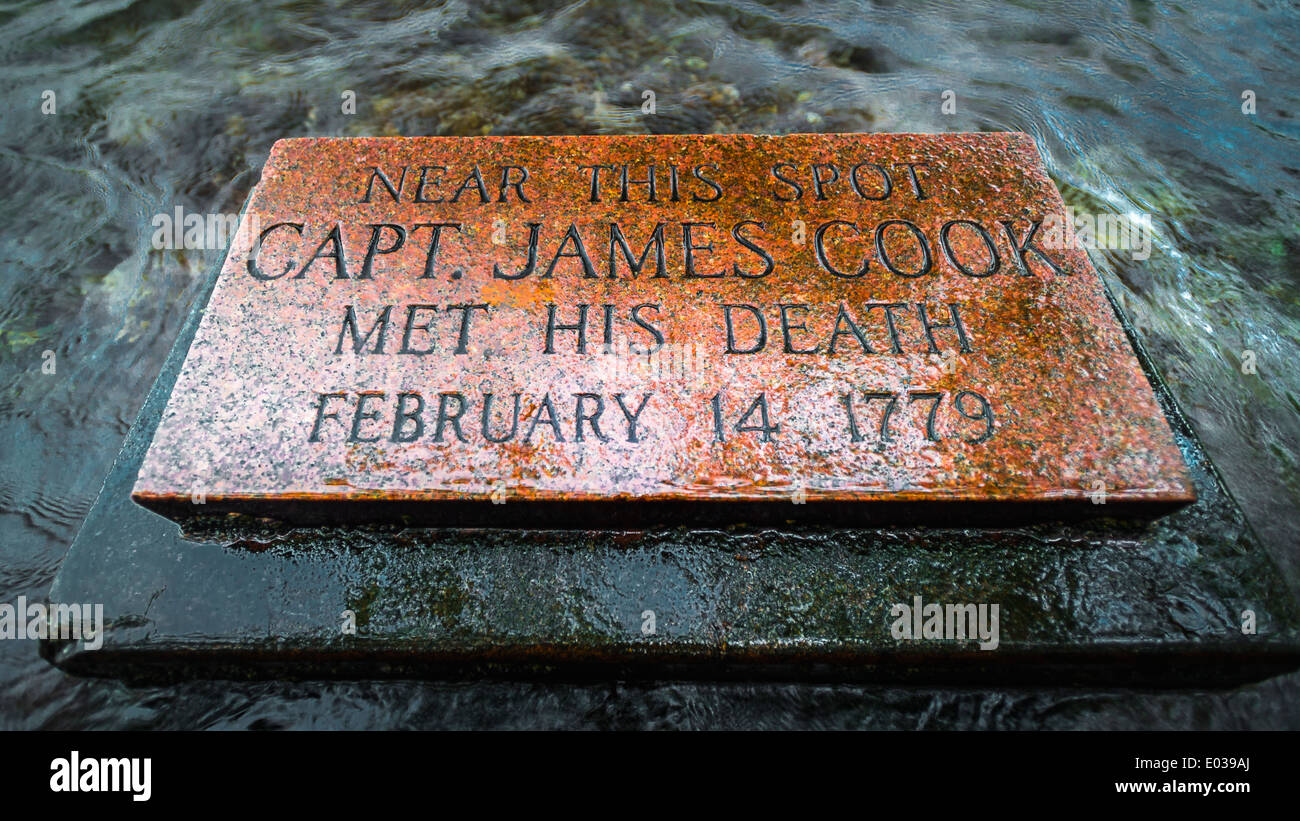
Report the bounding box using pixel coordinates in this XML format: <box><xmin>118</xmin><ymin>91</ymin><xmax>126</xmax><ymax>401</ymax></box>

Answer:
<box><xmin>132</xmin><ymin>133</ymin><xmax>1194</xmax><ymax>521</ymax></box>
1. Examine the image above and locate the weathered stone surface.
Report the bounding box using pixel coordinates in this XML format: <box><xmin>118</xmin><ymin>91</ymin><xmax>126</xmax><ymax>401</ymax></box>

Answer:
<box><xmin>131</xmin><ymin>134</ymin><xmax>1193</xmax><ymax>521</ymax></box>
<box><xmin>44</xmin><ymin>210</ymin><xmax>1298</xmax><ymax>685</ymax></box>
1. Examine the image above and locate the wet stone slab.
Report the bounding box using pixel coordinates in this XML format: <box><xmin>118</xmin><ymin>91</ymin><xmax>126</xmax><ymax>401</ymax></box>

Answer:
<box><xmin>131</xmin><ymin>134</ymin><xmax>1192</xmax><ymax>524</ymax></box>
<box><xmin>44</xmin><ymin>135</ymin><xmax>1297</xmax><ymax>686</ymax></box>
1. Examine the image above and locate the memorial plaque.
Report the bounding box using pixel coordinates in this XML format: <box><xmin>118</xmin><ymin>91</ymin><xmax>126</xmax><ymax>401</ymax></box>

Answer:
<box><xmin>131</xmin><ymin>133</ymin><xmax>1194</xmax><ymax>521</ymax></box>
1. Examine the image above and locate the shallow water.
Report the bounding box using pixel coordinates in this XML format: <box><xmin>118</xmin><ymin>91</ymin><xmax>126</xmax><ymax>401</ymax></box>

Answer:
<box><xmin>2</xmin><ymin>0</ymin><xmax>1298</xmax><ymax>728</ymax></box>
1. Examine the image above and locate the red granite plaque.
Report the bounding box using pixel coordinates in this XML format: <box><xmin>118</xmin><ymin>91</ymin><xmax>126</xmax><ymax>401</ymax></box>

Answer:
<box><xmin>132</xmin><ymin>133</ymin><xmax>1194</xmax><ymax>521</ymax></box>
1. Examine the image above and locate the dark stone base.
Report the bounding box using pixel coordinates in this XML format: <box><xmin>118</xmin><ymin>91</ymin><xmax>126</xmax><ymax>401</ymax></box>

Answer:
<box><xmin>42</xmin><ymin>255</ymin><xmax>1300</xmax><ymax>686</ymax></box>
